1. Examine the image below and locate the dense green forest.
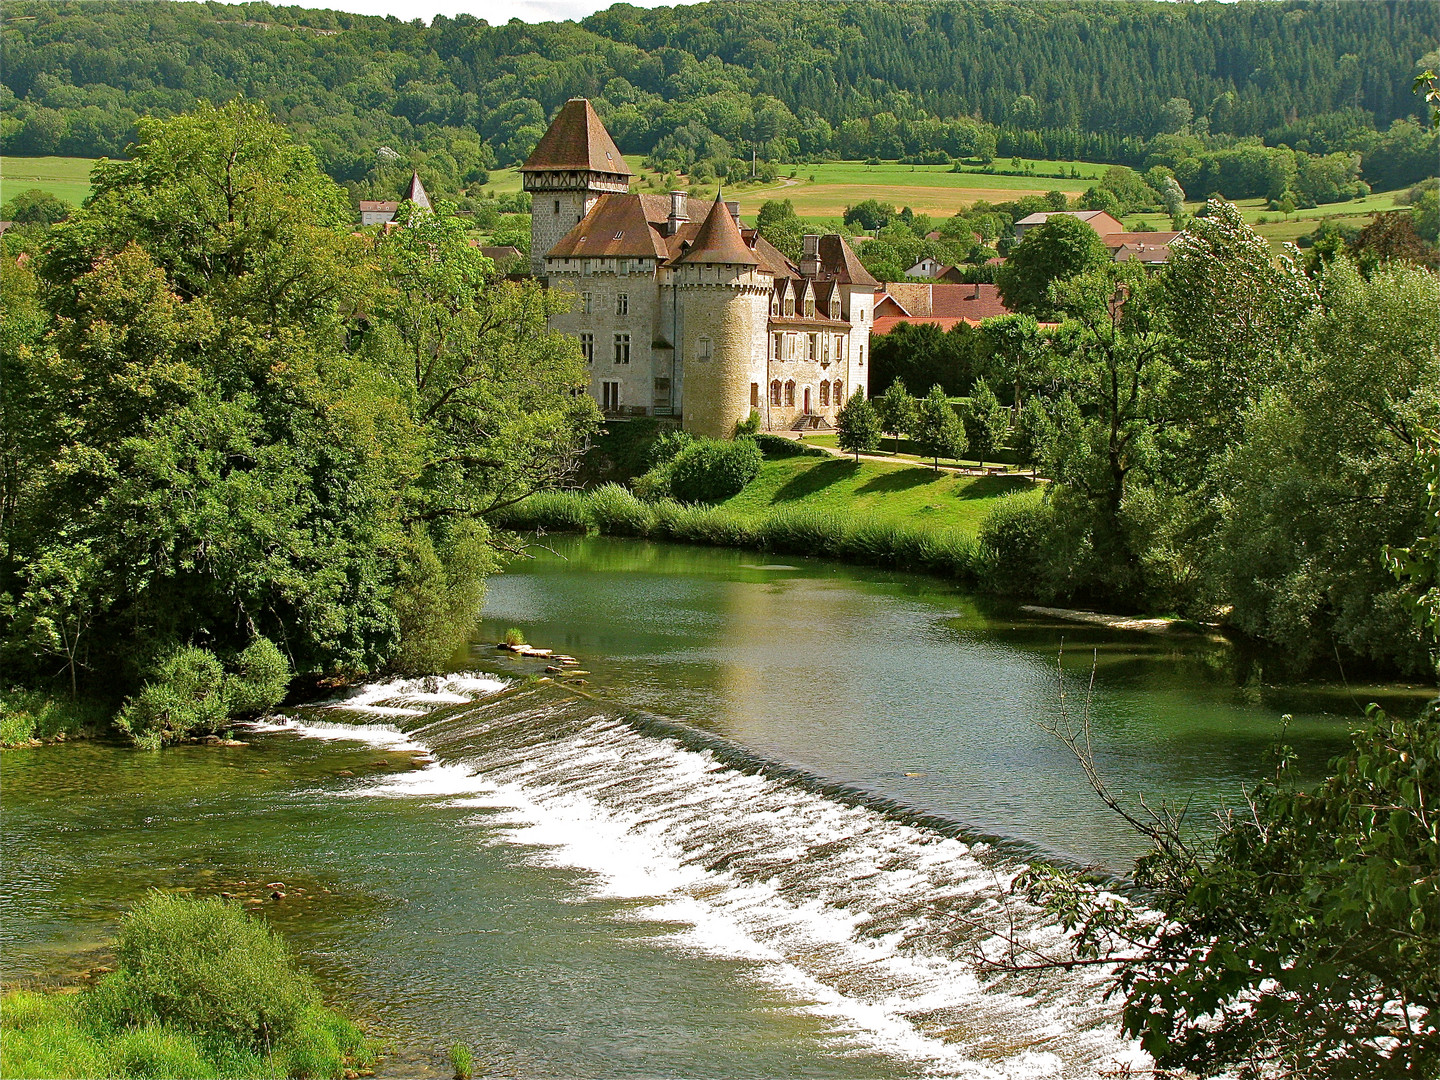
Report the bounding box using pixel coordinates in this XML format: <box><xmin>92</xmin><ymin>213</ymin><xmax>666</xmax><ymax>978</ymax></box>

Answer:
<box><xmin>0</xmin><ymin>101</ymin><xmax>596</xmax><ymax>745</ymax></box>
<box><xmin>3</xmin><ymin>0</ymin><xmax>1437</xmax><ymax>204</ymax></box>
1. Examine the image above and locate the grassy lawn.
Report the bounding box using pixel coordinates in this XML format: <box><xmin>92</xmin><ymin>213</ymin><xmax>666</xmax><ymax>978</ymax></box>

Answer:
<box><xmin>1</xmin><ymin>155</ymin><xmax>98</xmax><ymax>205</ymax></box>
<box><xmin>721</xmin><ymin>454</ymin><xmax>1038</xmax><ymax>537</ymax></box>
<box><xmin>1112</xmin><ymin>188</ymin><xmax>1412</xmax><ymax>248</ymax></box>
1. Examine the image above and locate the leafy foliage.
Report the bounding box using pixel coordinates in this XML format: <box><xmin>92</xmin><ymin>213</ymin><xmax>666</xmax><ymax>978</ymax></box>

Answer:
<box><xmin>995</xmin><ymin>215</ymin><xmax>1111</xmax><ymax>319</ymax></box>
<box><xmin>835</xmin><ymin>390</ymin><xmax>882</xmax><ymax>459</ymax></box>
<box><xmin>0</xmin><ymin>101</ymin><xmax>595</xmax><ymax>718</ymax></box>
<box><xmin>912</xmin><ymin>384</ymin><xmax>967</xmax><ymax>469</ymax></box>
<box><xmin>666</xmin><ymin>438</ymin><xmax>764</xmax><ymax>503</ymax></box>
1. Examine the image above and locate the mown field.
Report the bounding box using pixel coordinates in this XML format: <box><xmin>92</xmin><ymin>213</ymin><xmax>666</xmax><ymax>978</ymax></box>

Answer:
<box><xmin>720</xmin><ymin>454</ymin><xmax>1037</xmax><ymax>536</ymax></box>
<box><xmin>1</xmin><ymin>155</ymin><xmax>97</xmax><ymax>205</ymax></box>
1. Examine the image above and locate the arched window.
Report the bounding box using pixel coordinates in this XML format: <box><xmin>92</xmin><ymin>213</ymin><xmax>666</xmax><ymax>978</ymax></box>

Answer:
<box><xmin>784</xmin><ymin>380</ymin><xmax>796</xmax><ymax>407</ymax></box>
<box><xmin>834</xmin><ymin>380</ymin><xmax>843</xmax><ymax>402</ymax></box>
<box><xmin>819</xmin><ymin>380</ymin><xmax>830</xmax><ymax>406</ymax></box>
<box><xmin>770</xmin><ymin>380</ymin><xmax>782</xmax><ymax>406</ymax></box>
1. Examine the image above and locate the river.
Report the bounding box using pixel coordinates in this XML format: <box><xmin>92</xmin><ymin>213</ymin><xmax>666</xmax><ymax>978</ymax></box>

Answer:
<box><xmin>3</xmin><ymin>536</ymin><xmax>1429</xmax><ymax>1078</ymax></box>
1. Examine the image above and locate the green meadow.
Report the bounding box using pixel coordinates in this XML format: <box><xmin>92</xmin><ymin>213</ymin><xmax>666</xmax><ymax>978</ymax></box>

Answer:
<box><xmin>720</xmin><ymin>455</ymin><xmax>1038</xmax><ymax>537</ymax></box>
<box><xmin>2</xmin><ymin>155</ymin><xmax>97</xmax><ymax>205</ymax></box>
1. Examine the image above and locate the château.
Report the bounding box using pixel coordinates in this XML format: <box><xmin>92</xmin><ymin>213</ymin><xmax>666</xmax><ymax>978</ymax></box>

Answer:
<box><xmin>523</xmin><ymin>98</ymin><xmax>878</xmax><ymax>438</ymax></box>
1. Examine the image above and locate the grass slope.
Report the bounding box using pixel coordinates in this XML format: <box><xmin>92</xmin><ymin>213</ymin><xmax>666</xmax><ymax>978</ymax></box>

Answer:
<box><xmin>720</xmin><ymin>455</ymin><xmax>1037</xmax><ymax>537</ymax></box>
<box><xmin>1</xmin><ymin>156</ymin><xmax>97</xmax><ymax>205</ymax></box>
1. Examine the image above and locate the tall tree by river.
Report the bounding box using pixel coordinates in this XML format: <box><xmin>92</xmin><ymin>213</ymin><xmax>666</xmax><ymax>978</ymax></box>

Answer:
<box><xmin>0</xmin><ymin>101</ymin><xmax>596</xmax><ymax>710</ymax></box>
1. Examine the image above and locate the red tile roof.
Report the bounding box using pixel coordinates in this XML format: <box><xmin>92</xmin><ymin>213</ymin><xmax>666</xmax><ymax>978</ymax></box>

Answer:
<box><xmin>928</xmin><ymin>283</ymin><xmax>1013</xmax><ymax>320</ymax></box>
<box><xmin>548</xmin><ymin>194</ymin><xmax>668</xmax><ymax>259</ymax></box>
<box><xmin>359</xmin><ymin>201</ymin><xmax>398</xmax><ymax>213</ymax></box>
<box><xmin>521</xmin><ymin>98</ymin><xmax>632</xmax><ymax>177</ymax></box>
<box><xmin>676</xmin><ymin>194</ymin><xmax>759</xmax><ymax>266</ymax></box>
<box><xmin>1103</xmin><ymin>231</ymin><xmax>1179</xmax><ymax>248</ymax></box>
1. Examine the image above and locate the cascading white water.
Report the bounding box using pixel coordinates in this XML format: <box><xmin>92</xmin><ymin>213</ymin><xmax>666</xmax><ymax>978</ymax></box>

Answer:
<box><xmin>284</xmin><ymin>676</ymin><xmax>1151</xmax><ymax>1079</ymax></box>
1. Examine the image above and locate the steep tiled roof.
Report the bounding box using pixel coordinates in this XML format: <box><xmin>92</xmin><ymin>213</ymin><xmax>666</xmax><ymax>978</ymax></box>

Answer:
<box><xmin>880</xmin><ymin>282</ymin><xmax>932</xmax><ymax>316</ymax></box>
<box><xmin>521</xmin><ymin>98</ymin><xmax>632</xmax><ymax>176</ymax></box>
<box><xmin>676</xmin><ymin>195</ymin><xmax>759</xmax><ymax>265</ymax></box>
<box><xmin>873</xmin><ymin>315</ymin><xmax>975</xmax><ymax>334</ymax></box>
<box><xmin>747</xmin><ymin>231</ymin><xmax>799</xmax><ymax>278</ymax></box>
<box><xmin>548</xmin><ymin>193</ymin><xmax>667</xmax><ymax>259</ymax></box>
<box><xmin>402</xmin><ymin>171</ymin><xmax>431</xmax><ymax>210</ymax></box>
<box><xmin>815</xmin><ymin>235</ymin><xmax>878</xmax><ymax>286</ymax></box>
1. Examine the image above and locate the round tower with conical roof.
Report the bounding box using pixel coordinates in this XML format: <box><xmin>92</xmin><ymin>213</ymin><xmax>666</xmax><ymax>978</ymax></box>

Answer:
<box><xmin>674</xmin><ymin>194</ymin><xmax>773</xmax><ymax>438</ymax></box>
<box><xmin>521</xmin><ymin>98</ymin><xmax>632</xmax><ymax>278</ymax></box>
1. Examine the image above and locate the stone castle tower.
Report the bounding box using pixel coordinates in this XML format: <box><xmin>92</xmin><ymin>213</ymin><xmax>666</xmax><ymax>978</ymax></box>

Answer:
<box><xmin>520</xmin><ymin>98</ymin><xmax>631</xmax><ymax>279</ymax></box>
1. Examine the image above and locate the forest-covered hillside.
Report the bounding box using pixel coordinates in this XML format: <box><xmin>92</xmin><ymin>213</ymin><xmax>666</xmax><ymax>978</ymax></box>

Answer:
<box><xmin>2</xmin><ymin>0</ymin><xmax>1437</xmax><ymax>199</ymax></box>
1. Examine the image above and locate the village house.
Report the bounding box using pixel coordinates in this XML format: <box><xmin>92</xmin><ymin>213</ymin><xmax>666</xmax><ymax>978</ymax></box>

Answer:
<box><xmin>1013</xmin><ymin>209</ymin><xmax>1180</xmax><ymax>265</ymax></box>
<box><xmin>522</xmin><ymin>98</ymin><xmax>878</xmax><ymax>438</ymax></box>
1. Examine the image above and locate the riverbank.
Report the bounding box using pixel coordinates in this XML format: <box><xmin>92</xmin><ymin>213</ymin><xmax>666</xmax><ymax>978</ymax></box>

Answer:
<box><xmin>494</xmin><ymin>452</ymin><xmax>1041</xmax><ymax>587</ymax></box>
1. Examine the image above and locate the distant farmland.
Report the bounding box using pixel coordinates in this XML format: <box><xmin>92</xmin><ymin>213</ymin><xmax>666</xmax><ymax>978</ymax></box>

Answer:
<box><xmin>2</xmin><ymin>155</ymin><xmax>97</xmax><ymax>205</ymax></box>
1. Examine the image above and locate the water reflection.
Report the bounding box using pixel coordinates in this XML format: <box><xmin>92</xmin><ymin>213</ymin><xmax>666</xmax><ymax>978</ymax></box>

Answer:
<box><xmin>477</xmin><ymin>535</ymin><xmax>1432</xmax><ymax>866</ymax></box>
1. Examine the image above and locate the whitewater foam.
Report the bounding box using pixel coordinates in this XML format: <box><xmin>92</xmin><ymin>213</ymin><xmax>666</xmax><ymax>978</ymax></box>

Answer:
<box><xmin>332</xmin><ymin>691</ymin><xmax>1149</xmax><ymax>1079</ymax></box>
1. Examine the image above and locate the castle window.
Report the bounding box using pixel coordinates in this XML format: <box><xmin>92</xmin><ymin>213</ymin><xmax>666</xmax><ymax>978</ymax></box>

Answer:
<box><xmin>617</xmin><ymin>258</ymin><xmax>629</xmax><ymax>275</ymax></box>
<box><xmin>858</xmin><ymin>343</ymin><xmax>865</xmax><ymax>366</ymax></box>
<box><xmin>616</xmin><ymin>293</ymin><xmax>628</xmax><ymax>316</ymax></box>
<box><xmin>834</xmin><ymin>380</ymin><xmax>844</xmax><ymax>401</ymax></box>
<box><xmin>804</xmin><ymin>296</ymin><xmax>815</xmax><ymax>317</ymax></box>
<box><xmin>821</xmin><ymin>335</ymin><xmax>831</xmax><ymax>365</ymax></box>
<box><xmin>784</xmin><ymin>380</ymin><xmax>795</xmax><ymax>407</ymax></box>
<box><xmin>602</xmin><ymin>381</ymin><xmax>620</xmax><ymax>411</ymax></box>
<box><xmin>831</xmin><ymin>297</ymin><xmax>841</xmax><ymax>318</ymax></box>
<box><xmin>770</xmin><ymin>380</ymin><xmax>782</xmax><ymax>406</ymax></box>
<box><xmin>751</xmin><ymin>383</ymin><xmax>760</xmax><ymax>408</ymax></box>
<box><xmin>581</xmin><ymin>291</ymin><xmax>592</xmax><ymax>314</ymax></box>
<box><xmin>771</xmin><ymin>293</ymin><xmax>779</xmax><ymax>316</ymax></box>
<box><xmin>783</xmin><ymin>296</ymin><xmax>794</xmax><ymax>316</ymax></box>
<box><xmin>697</xmin><ymin>336</ymin><xmax>712</xmax><ymax>362</ymax></box>
<box><xmin>772</xmin><ymin>333</ymin><xmax>782</xmax><ymax>361</ymax></box>
<box><xmin>819</xmin><ymin>380</ymin><xmax>830</xmax><ymax>406</ymax></box>
<box><xmin>554</xmin><ymin>200</ymin><xmax>561</xmax><ymax>214</ymax></box>
<box><xmin>614</xmin><ymin>333</ymin><xmax>630</xmax><ymax>364</ymax></box>
<box><xmin>580</xmin><ymin>333</ymin><xmax>594</xmax><ymax>364</ymax></box>
<box><xmin>808</xmin><ymin>334</ymin><xmax>818</xmax><ymax>361</ymax></box>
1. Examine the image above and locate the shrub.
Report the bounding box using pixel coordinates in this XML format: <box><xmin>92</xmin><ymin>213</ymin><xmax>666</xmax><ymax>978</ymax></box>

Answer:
<box><xmin>277</xmin><ymin>1009</ymin><xmax>372</xmax><ymax>1079</ymax></box>
<box><xmin>645</xmin><ymin>428</ymin><xmax>695</xmax><ymax>469</ymax></box>
<box><xmin>977</xmin><ymin>494</ymin><xmax>1052</xmax><ymax>596</ymax></box>
<box><xmin>85</xmin><ymin>893</ymin><xmax>318</xmax><ymax>1053</ymax></box>
<box><xmin>667</xmin><ymin>438</ymin><xmax>763</xmax><ymax>503</ymax></box>
<box><xmin>585</xmin><ymin>483</ymin><xmax>653</xmax><ymax>536</ymax></box>
<box><xmin>733</xmin><ymin>409</ymin><xmax>761</xmax><ymax>437</ymax></box>
<box><xmin>630</xmin><ymin>464</ymin><xmax>672</xmax><ymax>502</ymax></box>
<box><xmin>114</xmin><ymin>647</ymin><xmax>228</xmax><ymax>748</ymax></box>
<box><xmin>753</xmin><ymin>432</ymin><xmax>822</xmax><ymax>459</ymax></box>
<box><xmin>503</xmin><ymin>627</ymin><xmax>526</xmax><ymax>647</ymax></box>
<box><xmin>225</xmin><ymin>637</ymin><xmax>291</xmax><ymax>718</ymax></box>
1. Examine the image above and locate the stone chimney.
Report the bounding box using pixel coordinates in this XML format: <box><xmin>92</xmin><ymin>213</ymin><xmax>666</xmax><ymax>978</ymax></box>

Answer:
<box><xmin>972</xmin><ymin>283</ymin><xmax>982</xmax><ymax>299</ymax></box>
<box><xmin>725</xmin><ymin>200</ymin><xmax>740</xmax><ymax>223</ymax></box>
<box><xmin>800</xmin><ymin>234</ymin><xmax>821</xmax><ymax>278</ymax></box>
<box><xmin>667</xmin><ymin>190</ymin><xmax>688</xmax><ymax>236</ymax></box>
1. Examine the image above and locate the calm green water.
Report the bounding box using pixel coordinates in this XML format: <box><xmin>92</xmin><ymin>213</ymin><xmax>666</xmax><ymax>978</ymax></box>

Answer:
<box><xmin>475</xmin><ymin>535</ymin><xmax>1427</xmax><ymax>865</ymax></box>
<box><xmin>3</xmin><ymin>536</ymin><xmax>1429</xmax><ymax>1078</ymax></box>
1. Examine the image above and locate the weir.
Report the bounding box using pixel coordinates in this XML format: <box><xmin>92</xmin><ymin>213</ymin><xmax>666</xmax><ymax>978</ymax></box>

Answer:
<box><xmin>289</xmin><ymin>674</ymin><xmax>1150</xmax><ymax>1076</ymax></box>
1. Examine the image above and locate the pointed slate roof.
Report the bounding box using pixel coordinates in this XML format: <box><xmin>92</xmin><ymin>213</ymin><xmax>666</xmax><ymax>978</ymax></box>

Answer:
<box><xmin>402</xmin><ymin>171</ymin><xmax>431</xmax><ymax>210</ymax></box>
<box><xmin>521</xmin><ymin>98</ymin><xmax>632</xmax><ymax>177</ymax></box>
<box><xmin>677</xmin><ymin>193</ymin><xmax>759</xmax><ymax>266</ymax></box>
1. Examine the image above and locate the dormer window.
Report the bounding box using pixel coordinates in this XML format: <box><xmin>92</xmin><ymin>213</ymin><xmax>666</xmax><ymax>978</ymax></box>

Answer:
<box><xmin>830</xmin><ymin>298</ymin><xmax>841</xmax><ymax>318</ymax></box>
<box><xmin>804</xmin><ymin>297</ymin><xmax>815</xmax><ymax>317</ymax></box>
